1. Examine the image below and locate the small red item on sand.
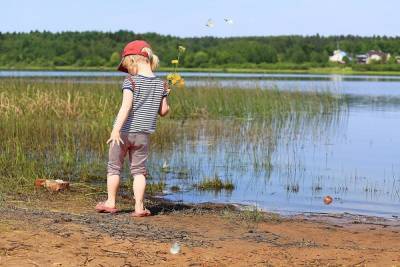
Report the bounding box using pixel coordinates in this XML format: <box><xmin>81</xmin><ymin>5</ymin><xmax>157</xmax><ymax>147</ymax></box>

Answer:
<box><xmin>324</xmin><ymin>195</ymin><xmax>333</xmax><ymax>205</ymax></box>
<box><xmin>131</xmin><ymin>209</ymin><xmax>151</xmax><ymax>217</ymax></box>
<box><xmin>95</xmin><ymin>202</ymin><xmax>119</xmax><ymax>214</ymax></box>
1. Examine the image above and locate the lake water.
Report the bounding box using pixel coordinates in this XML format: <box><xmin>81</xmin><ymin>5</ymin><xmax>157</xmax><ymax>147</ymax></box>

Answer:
<box><xmin>2</xmin><ymin>70</ymin><xmax>400</xmax><ymax>218</ymax></box>
<box><xmin>3</xmin><ymin>70</ymin><xmax>400</xmax><ymax>97</ymax></box>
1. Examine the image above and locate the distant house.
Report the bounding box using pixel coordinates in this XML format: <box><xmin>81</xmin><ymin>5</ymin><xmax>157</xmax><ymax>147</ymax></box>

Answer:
<box><xmin>329</xmin><ymin>50</ymin><xmax>351</xmax><ymax>64</ymax></box>
<box><xmin>365</xmin><ymin>50</ymin><xmax>390</xmax><ymax>64</ymax></box>
<box><xmin>356</xmin><ymin>54</ymin><xmax>368</xmax><ymax>64</ymax></box>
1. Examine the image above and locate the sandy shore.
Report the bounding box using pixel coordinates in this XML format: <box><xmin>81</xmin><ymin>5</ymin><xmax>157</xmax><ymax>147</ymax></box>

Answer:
<box><xmin>0</xmin><ymin>191</ymin><xmax>399</xmax><ymax>266</ymax></box>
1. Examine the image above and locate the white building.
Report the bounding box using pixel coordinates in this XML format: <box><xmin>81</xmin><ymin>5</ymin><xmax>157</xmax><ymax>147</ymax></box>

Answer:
<box><xmin>329</xmin><ymin>50</ymin><xmax>351</xmax><ymax>64</ymax></box>
<box><xmin>366</xmin><ymin>50</ymin><xmax>390</xmax><ymax>64</ymax></box>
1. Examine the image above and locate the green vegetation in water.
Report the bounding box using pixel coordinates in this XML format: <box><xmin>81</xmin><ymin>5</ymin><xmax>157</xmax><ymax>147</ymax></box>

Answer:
<box><xmin>168</xmin><ymin>87</ymin><xmax>337</xmax><ymax>119</ymax></box>
<box><xmin>286</xmin><ymin>182</ymin><xmax>300</xmax><ymax>193</ymax></box>
<box><xmin>170</xmin><ymin>185</ymin><xmax>180</xmax><ymax>192</ymax></box>
<box><xmin>0</xmin><ymin>79</ymin><xmax>341</xmax><ymax>195</ymax></box>
<box><xmin>160</xmin><ymin>166</ymin><xmax>189</xmax><ymax>179</ymax></box>
<box><xmin>195</xmin><ymin>176</ymin><xmax>235</xmax><ymax>191</ymax></box>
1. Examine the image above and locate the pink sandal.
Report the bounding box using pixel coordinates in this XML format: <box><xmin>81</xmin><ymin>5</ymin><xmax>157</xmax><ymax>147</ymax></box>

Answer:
<box><xmin>131</xmin><ymin>209</ymin><xmax>151</xmax><ymax>217</ymax></box>
<box><xmin>95</xmin><ymin>202</ymin><xmax>119</xmax><ymax>213</ymax></box>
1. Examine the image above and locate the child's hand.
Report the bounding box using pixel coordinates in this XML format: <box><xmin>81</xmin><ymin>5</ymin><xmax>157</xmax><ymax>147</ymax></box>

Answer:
<box><xmin>166</xmin><ymin>86</ymin><xmax>171</xmax><ymax>95</ymax></box>
<box><xmin>107</xmin><ymin>130</ymin><xmax>124</xmax><ymax>147</ymax></box>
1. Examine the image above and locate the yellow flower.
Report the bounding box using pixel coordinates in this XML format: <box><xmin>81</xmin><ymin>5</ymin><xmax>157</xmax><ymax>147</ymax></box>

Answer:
<box><xmin>171</xmin><ymin>59</ymin><xmax>179</xmax><ymax>65</ymax></box>
<box><xmin>167</xmin><ymin>72</ymin><xmax>184</xmax><ymax>87</ymax></box>
<box><xmin>167</xmin><ymin>73</ymin><xmax>179</xmax><ymax>80</ymax></box>
<box><xmin>178</xmin><ymin>46</ymin><xmax>186</xmax><ymax>53</ymax></box>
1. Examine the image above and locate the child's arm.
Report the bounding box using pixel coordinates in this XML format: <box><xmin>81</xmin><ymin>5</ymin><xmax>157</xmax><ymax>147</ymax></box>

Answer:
<box><xmin>158</xmin><ymin>96</ymin><xmax>170</xmax><ymax>116</ymax></box>
<box><xmin>107</xmin><ymin>90</ymin><xmax>133</xmax><ymax>146</ymax></box>
<box><xmin>159</xmin><ymin>82</ymin><xmax>171</xmax><ymax>116</ymax></box>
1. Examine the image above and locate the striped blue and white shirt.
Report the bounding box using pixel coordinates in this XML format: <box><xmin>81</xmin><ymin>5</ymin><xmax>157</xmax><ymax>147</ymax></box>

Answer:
<box><xmin>119</xmin><ymin>75</ymin><xmax>168</xmax><ymax>134</ymax></box>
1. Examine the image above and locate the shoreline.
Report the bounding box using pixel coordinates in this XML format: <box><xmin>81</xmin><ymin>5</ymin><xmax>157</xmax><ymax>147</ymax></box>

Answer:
<box><xmin>2</xmin><ymin>66</ymin><xmax>400</xmax><ymax>76</ymax></box>
<box><xmin>151</xmin><ymin>195</ymin><xmax>400</xmax><ymax>225</ymax></box>
<box><xmin>3</xmin><ymin>189</ymin><xmax>400</xmax><ymax>226</ymax></box>
<box><xmin>1</xmin><ymin>190</ymin><xmax>400</xmax><ymax>266</ymax></box>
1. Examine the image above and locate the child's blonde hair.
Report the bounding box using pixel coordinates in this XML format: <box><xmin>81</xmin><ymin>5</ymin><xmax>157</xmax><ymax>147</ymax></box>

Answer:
<box><xmin>122</xmin><ymin>47</ymin><xmax>159</xmax><ymax>74</ymax></box>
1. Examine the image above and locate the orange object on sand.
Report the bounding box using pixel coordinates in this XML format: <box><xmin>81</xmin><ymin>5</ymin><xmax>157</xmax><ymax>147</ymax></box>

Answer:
<box><xmin>45</xmin><ymin>180</ymin><xmax>70</xmax><ymax>192</ymax></box>
<box><xmin>35</xmin><ymin>179</ymin><xmax>70</xmax><ymax>192</ymax></box>
<box><xmin>34</xmin><ymin>179</ymin><xmax>46</xmax><ymax>187</ymax></box>
<box><xmin>324</xmin><ymin>195</ymin><xmax>333</xmax><ymax>205</ymax></box>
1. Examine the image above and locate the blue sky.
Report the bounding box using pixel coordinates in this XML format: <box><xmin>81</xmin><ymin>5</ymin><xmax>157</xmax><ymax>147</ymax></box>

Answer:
<box><xmin>1</xmin><ymin>0</ymin><xmax>398</xmax><ymax>37</ymax></box>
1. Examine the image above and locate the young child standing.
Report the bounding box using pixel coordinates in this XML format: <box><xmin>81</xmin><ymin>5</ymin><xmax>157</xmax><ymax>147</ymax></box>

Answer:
<box><xmin>95</xmin><ymin>40</ymin><xmax>170</xmax><ymax>217</ymax></box>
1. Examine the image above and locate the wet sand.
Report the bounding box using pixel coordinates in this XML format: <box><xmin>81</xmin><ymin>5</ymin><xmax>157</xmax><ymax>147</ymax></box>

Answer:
<box><xmin>0</xmin><ymin>191</ymin><xmax>399</xmax><ymax>266</ymax></box>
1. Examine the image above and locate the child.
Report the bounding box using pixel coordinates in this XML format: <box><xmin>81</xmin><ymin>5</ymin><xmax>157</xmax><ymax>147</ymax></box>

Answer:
<box><xmin>95</xmin><ymin>40</ymin><xmax>170</xmax><ymax>217</ymax></box>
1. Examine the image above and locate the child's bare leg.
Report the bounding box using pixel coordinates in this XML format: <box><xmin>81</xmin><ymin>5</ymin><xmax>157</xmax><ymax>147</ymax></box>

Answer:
<box><xmin>105</xmin><ymin>174</ymin><xmax>120</xmax><ymax>208</ymax></box>
<box><xmin>133</xmin><ymin>174</ymin><xmax>146</xmax><ymax>212</ymax></box>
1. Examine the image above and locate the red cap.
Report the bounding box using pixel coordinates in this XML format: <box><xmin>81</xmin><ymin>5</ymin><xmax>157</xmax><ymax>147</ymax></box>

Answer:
<box><xmin>117</xmin><ymin>40</ymin><xmax>152</xmax><ymax>73</ymax></box>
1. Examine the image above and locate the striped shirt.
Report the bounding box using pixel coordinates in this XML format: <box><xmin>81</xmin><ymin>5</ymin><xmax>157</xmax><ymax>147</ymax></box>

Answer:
<box><xmin>119</xmin><ymin>75</ymin><xmax>168</xmax><ymax>134</ymax></box>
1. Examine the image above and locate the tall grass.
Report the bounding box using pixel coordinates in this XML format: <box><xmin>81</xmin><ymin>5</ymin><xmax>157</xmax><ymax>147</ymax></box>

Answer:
<box><xmin>168</xmin><ymin>86</ymin><xmax>336</xmax><ymax>119</ymax></box>
<box><xmin>0</xmin><ymin>78</ymin><xmax>342</xmax><ymax>194</ymax></box>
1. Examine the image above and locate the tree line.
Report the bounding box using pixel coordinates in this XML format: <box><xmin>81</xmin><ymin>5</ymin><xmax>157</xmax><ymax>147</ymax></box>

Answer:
<box><xmin>1</xmin><ymin>31</ymin><xmax>400</xmax><ymax>69</ymax></box>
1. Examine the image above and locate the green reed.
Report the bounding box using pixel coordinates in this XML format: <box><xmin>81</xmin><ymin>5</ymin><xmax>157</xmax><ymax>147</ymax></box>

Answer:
<box><xmin>195</xmin><ymin>175</ymin><xmax>235</xmax><ymax>191</ymax></box>
<box><xmin>168</xmin><ymin>86</ymin><xmax>336</xmax><ymax>119</ymax></box>
<box><xmin>0</xmin><ymin>78</ymin><xmax>342</xmax><ymax>194</ymax></box>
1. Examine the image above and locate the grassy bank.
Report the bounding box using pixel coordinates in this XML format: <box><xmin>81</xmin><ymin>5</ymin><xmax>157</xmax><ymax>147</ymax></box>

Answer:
<box><xmin>0</xmin><ymin>79</ymin><xmax>341</xmax><ymax>195</ymax></box>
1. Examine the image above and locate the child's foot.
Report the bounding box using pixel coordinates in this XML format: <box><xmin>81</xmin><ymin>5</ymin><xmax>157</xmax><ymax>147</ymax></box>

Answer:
<box><xmin>131</xmin><ymin>209</ymin><xmax>151</xmax><ymax>217</ymax></box>
<box><xmin>95</xmin><ymin>201</ymin><xmax>119</xmax><ymax>213</ymax></box>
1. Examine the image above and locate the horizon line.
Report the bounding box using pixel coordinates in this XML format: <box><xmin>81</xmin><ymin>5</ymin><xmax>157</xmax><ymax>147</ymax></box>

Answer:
<box><xmin>1</xmin><ymin>30</ymin><xmax>399</xmax><ymax>39</ymax></box>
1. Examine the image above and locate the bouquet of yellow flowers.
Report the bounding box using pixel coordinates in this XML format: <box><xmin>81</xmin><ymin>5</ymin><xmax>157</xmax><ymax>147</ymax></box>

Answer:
<box><xmin>166</xmin><ymin>45</ymin><xmax>186</xmax><ymax>88</ymax></box>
